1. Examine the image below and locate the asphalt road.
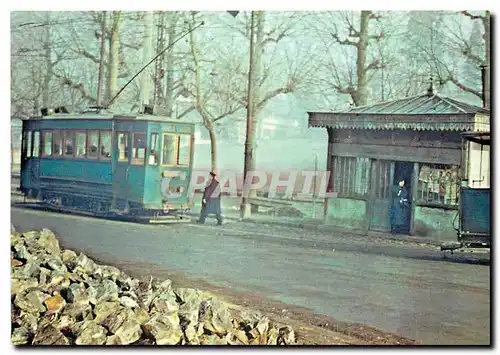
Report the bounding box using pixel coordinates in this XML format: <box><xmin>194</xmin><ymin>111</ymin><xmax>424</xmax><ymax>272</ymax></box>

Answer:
<box><xmin>11</xmin><ymin>207</ymin><xmax>490</xmax><ymax>345</ymax></box>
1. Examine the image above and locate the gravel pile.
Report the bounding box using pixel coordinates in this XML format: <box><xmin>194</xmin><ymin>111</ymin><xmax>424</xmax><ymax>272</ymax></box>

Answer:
<box><xmin>10</xmin><ymin>226</ymin><xmax>296</xmax><ymax>346</ymax></box>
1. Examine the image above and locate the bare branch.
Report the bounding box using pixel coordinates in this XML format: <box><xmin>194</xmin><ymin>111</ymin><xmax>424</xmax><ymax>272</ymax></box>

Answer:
<box><xmin>90</xmin><ymin>11</ymin><xmax>103</xmax><ymax>24</ymax></box>
<box><xmin>332</xmin><ymin>85</ymin><xmax>356</xmax><ymax>95</ymax></box>
<box><xmin>365</xmin><ymin>59</ymin><xmax>384</xmax><ymax>72</ymax></box>
<box><xmin>217</xmin><ymin>15</ymin><xmax>249</xmax><ymax>38</ymax></box>
<box><xmin>257</xmin><ymin>86</ymin><xmax>293</xmax><ymax>111</ymax></box>
<box><xmin>213</xmin><ymin>89</ymin><xmax>247</xmax><ymax>108</ymax></box>
<box><xmin>211</xmin><ymin>105</ymin><xmax>244</xmax><ymax>123</ymax></box>
<box><xmin>177</xmin><ymin>106</ymin><xmax>195</xmax><ymax>119</ymax></box>
<box><xmin>72</xmin><ymin>48</ymin><xmax>100</xmax><ymax>64</ymax></box>
<box><xmin>51</xmin><ymin>51</ymin><xmax>64</xmax><ymax>67</ymax></box>
<box><xmin>331</xmin><ymin>32</ymin><xmax>358</xmax><ymax>47</ymax></box>
<box><xmin>443</xmin><ymin>74</ymin><xmax>482</xmax><ymax>98</ymax></box>
<box><xmin>52</xmin><ymin>72</ymin><xmax>98</xmax><ymax>103</ymax></box>
<box><xmin>461</xmin><ymin>43</ymin><xmax>486</xmax><ymax>66</ymax></box>
<box><xmin>461</xmin><ymin>11</ymin><xmax>484</xmax><ymax>21</ymax></box>
<box><xmin>121</xmin><ymin>41</ymin><xmax>141</xmax><ymax>50</ymax></box>
<box><xmin>344</xmin><ymin>14</ymin><xmax>360</xmax><ymax>37</ymax></box>
<box><xmin>369</xmin><ymin>31</ymin><xmax>384</xmax><ymax>41</ymax></box>
<box><xmin>260</xmin><ymin>28</ymin><xmax>291</xmax><ymax>47</ymax></box>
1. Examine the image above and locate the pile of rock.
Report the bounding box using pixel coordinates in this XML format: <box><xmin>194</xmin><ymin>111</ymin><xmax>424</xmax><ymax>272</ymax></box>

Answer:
<box><xmin>11</xmin><ymin>227</ymin><xmax>296</xmax><ymax>346</ymax></box>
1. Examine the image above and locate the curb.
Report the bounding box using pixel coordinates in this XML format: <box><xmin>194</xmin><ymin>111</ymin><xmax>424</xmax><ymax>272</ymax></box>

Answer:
<box><xmin>187</xmin><ymin>211</ymin><xmax>441</xmax><ymax>247</ymax></box>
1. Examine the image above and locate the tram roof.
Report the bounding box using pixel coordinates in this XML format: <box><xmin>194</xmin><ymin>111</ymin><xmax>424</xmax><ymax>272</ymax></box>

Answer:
<box><xmin>28</xmin><ymin>113</ymin><xmax>192</xmax><ymax>125</ymax></box>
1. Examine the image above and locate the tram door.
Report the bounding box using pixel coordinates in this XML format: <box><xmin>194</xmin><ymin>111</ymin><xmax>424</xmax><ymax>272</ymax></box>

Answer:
<box><xmin>20</xmin><ymin>128</ymin><xmax>41</xmax><ymax>196</ymax></box>
<box><xmin>112</xmin><ymin>131</ymin><xmax>131</xmax><ymax>210</ymax></box>
<box><xmin>369</xmin><ymin>160</ymin><xmax>394</xmax><ymax>232</ymax></box>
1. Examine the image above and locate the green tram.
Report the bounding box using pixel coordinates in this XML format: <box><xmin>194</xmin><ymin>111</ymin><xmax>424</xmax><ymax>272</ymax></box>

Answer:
<box><xmin>20</xmin><ymin>108</ymin><xmax>195</xmax><ymax>221</ymax></box>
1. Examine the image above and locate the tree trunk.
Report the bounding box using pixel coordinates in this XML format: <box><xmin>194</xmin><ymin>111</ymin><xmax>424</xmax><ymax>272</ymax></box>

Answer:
<box><xmin>247</xmin><ymin>10</ymin><xmax>264</xmax><ymax>172</ymax></box>
<box><xmin>107</xmin><ymin>11</ymin><xmax>122</xmax><ymax>106</ymax></box>
<box><xmin>189</xmin><ymin>13</ymin><xmax>218</xmax><ymax>172</ymax></box>
<box><xmin>97</xmin><ymin>11</ymin><xmax>107</xmax><ymax>106</ymax></box>
<box><xmin>240</xmin><ymin>11</ymin><xmax>259</xmax><ymax>219</ymax></box>
<box><xmin>205</xmin><ymin>119</ymin><xmax>217</xmax><ymax>172</ymax></box>
<box><xmin>139</xmin><ymin>11</ymin><xmax>154</xmax><ymax>108</ymax></box>
<box><xmin>164</xmin><ymin>12</ymin><xmax>178</xmax><ymax>117</ymax></box>
<box><xmin>355</xmin><ymin>11</ymin><xmax>370</xmax><ymax>106</ymax></box>
<box><xmin>483</xmin><ymin>11</ymin><xmax>491</xmax><ymax>110</ymax></box>
<box><xmin>154</xmin><ymin>12</ymin><xmax>166</xmax><ymax>106</ymax></box>
<box><xmin>249</xmin><ymin>11</ymin><xmax>265</xmax><ymax>202</ymax></box>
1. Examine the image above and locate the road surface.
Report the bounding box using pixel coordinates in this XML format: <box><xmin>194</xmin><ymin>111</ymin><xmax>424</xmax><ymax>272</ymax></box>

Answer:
<box><xmin>11</xmin><ymin>207</ymin><xmax>490</xmax><ymax>345</ymax></box>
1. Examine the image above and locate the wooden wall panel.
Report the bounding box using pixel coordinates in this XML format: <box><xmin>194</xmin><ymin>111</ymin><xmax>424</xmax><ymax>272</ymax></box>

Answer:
<box><xmin>331</xmin><ymin>142</ymin><xmax>461</xmax><ymax>165</ymax></box>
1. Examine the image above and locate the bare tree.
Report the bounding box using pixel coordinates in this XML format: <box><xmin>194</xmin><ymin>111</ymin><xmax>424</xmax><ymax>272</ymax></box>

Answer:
<box><xmin>163</xmin><ymin>12</ymin><xmax>179</xmax><ymax>117</ymax></box>
<box><xmin>11</xmin><ymin>11</ymin><xmax>69</xmax><ymax>116</ymax></box>
<box><xmin>97</xmin><ymin>11</ymin><xmax>107</xmax><ymax>106</ymax></box>
<box><xmin>412</xmin><ymin>11</ymin><xmax>490</xmax><ymax>108</ymax></box>
<box><xmin>53</xmin><ymin>11</ymin><xmax>143</xmax><ymax>109</ymax></box>
<box><xmin>310</xmin><ymin>11</ymin><xmax>384</xmax><ymax>107</ymax></box>
<box><xmin>184</xmin><ymin>12</ymin><xmax>245</xmax><ymax>171</ymax></box>
<box><xmin>449</xmin><ymin>11</ymin><xmax>490</xmax><ymax>108</ymax></box>
<box><xmin>106</xmin><ymin>11</ymin><xmax>122</xmax><ymax>106</ymax></box>
<box><xmin>233</xmin><ymin>11</ymin><xmax>308</xmax><ymax>217</ymax></box>
<box><xmin>152</xmin><ymin>11</ymin><xmax>182</xmax><ymax>117</ymax></box>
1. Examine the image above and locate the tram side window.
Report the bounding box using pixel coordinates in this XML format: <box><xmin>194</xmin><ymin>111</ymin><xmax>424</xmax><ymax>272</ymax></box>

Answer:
<box><xmin>75</xmin><ymin>132</ymin><xmax>86</xmax><ymax>158</ymax></box>
<box><xmin>87</xmin><ymin>131</ymin><xmax>99</xmax><ymax>158</ymax></box>
<box><xmin>33</xmin><ymin>131</ymin><xmax>40</xmax><ymax>158</ymax></box>
<box><xmin>100</xmin><ymin>131</ymin><xmax>112</xmax><ymax>159</ymax></box>
<box><xmin>117</xmin><ymin>133</ymin><xmax>129</xmax><ymax>162</ymax></box>
<box><xmin>26</xmin><ymin>131</ymin><xmax>32</xmax><ymax>158</ymax></box>
<box><xmin>52</xmin><ymin>131</ymin><xmax>63</xmax><ymax>157</ymax></box>
<box><xmin>178</xmin><ymin>134</ymin><xmax>191</xmax><ymax>166</ymax></box>
<box><xmin>42</xmin><ymin>132</ymin><xmax>52</xmax><ymax>156</ymax></box>
<box><xmin>131</xmin><ymin>133</ymin><xmax>146</xmax><ymax>165</ymax></box>
<box><xmin>149</xmin><ymin>133</ymin><xmax>158</xmax><ymax>165</ymax></box>
<box><xmin>64</xmin><ymin>132</ymin><xmax>74</xmax><ymax>157</ymax></box>
<box><xmin>162</xmin><ymin>134</ymin><xmax>177</xmax><ymax>165</ymax></box>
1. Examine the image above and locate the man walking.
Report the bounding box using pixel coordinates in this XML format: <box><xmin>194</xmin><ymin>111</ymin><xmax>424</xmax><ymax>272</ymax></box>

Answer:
<box><xmin>198</xmin><ymin>172</ymin><xmax>223</xmax><ymax>225</ymax></box>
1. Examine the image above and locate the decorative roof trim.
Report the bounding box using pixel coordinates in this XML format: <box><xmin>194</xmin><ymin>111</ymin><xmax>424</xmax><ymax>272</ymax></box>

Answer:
<box><xmin>308</xmin><ymin>112</ymin><xmax>490</xmax><ymax>132</ymax></box>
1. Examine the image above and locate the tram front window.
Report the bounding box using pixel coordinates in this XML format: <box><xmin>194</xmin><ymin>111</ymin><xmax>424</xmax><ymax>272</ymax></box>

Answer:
<box><xmin>162</xmin><ymin>134</ymin><xmax>177</xmax><ymax>166</ymax></box>
<box><xmin>178</xmin><ymin>134</ymin><xmax>191</xmax><ymax>166</ymax></box>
